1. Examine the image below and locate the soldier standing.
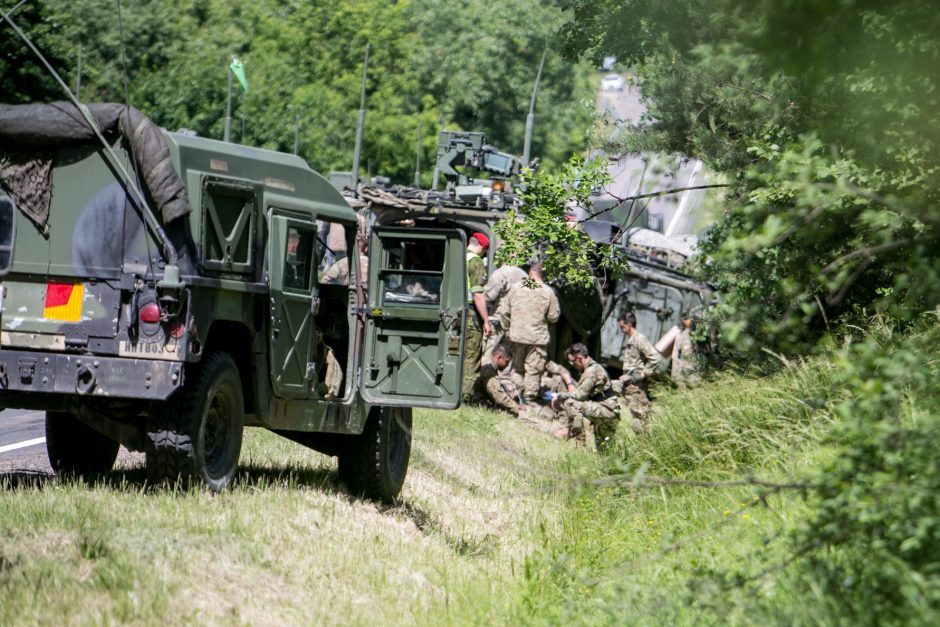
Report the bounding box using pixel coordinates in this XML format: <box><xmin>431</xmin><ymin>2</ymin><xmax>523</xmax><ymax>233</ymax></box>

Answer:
<box><xmin>462</xmin><ymin>232</ymin><xmax>490</xmax><ymax>401</ymax></box>
<box><xmin>671</xmin><ymin>316</ymin><xmax>700</xmax><ymax>387</ymax></box>
<box><xmin>480</xmin><ymin>263</ymin><xmax>526</xmax><ymax>367</ymax></box>
<box><xmin>489</xmin><ymin>262</ymin><xmax>560</xmax><ymax>401</ymax></box>
<box><xmin>613</xmin><ymin>311</ymin><xmax>662</xmax><ymax>433</ymax></box>
<box><xmin>548</xmin><ymin>343</ymin><xmax>620</xmax><ymax>451</ymax></box>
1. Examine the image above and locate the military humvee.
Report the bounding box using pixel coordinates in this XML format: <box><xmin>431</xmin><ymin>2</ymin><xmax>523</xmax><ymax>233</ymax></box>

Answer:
<box><xmin>0</xmin><ymin>103</ymin><xmax>467</xmax><ymax>500</ymax></box>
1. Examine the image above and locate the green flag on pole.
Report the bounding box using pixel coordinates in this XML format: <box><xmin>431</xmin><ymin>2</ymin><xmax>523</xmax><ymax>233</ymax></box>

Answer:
<box><xmin>229</xmin><ymin>58</ymin><xmax>248</xmax><ymax>93</ymax></box>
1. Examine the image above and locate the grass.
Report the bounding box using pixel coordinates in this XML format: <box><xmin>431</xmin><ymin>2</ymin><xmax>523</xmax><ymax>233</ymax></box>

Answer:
<box><xmin>0</xmin><ymin>352</ymin><xmax>897</xmax><ymax>624</ymax></box>
<box><xmin>0</xmin><ymin>404</ymin><xmax>594</xmax><ymax>625</ymax></box>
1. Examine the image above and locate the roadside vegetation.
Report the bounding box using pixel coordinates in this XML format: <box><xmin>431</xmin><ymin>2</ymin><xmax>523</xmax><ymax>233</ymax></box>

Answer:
<box><xmin>2</xmin><ymin>314</ymin><xmax>935</xmax><ymax>624</ymax></box>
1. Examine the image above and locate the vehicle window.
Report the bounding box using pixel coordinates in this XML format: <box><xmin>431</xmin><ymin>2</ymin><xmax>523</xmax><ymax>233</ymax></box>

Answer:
<box><xmin>0</xmin><ymin>196</ymin><xmax>15</xmax><ymax>275</ymax></box>
<box><xmin>284</xmin><ymin>226</ymin><xmax>315</xmax><ymax>291</ymax></box>
<box><xmin>380</xmin><ymin>238</ymin><xmax>445</xmax><ymax>305</ymax></box>
<box><xmin>316</xmin><ymin>221</ymin><xmax>350</xmax><ymax>285</ymax></box>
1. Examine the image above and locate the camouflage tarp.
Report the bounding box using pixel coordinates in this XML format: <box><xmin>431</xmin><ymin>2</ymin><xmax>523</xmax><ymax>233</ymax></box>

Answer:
<box><xmin>0</xmin><ymin>102</ymin><xmax>191</xmax><ymax>232</ymax></box>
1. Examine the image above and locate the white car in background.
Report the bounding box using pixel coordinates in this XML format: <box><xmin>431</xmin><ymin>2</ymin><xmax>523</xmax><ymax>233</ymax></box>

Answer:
<box><xmin>601</xmin><ymin>73</ymin><xmax>625</xmax><ymax>91</ymax></box>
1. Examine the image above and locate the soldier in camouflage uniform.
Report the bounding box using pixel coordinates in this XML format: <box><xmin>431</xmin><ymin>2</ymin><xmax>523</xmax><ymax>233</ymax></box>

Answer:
<box><xmin>612</xmin><ymin>311</ymin><xmax>662</xmax><ymax>434</ymax></box>
<box><xmin>548</xmin><ymin>343</ymin><xmax>620</xmax><ymax>451</ymax></box>
<box><xmin>474</xmin><ymin>343</ymin><xmax>558</xmax><ymax>434</ymax></box>
<box><xmin>489</xmin><ymin>262</ymin><xmax>560</xmax><ymax>401</ymax></box>
<box><xmin>480</xmin><ymin>263</ymin><xmax>526</xmax><ymax>367</ymax></box>
<box><xmin>671</xmin><ymin>317</ymin><xmax>700</xmax><ymax>388</ymax></box>
<box><xmin>462</xmin><ymin>232</ymin><xmax>490</xmax><ymax>400</ymax></box>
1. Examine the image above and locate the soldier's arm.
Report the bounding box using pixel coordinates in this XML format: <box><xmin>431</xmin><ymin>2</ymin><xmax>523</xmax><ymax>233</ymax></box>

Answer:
<box><xmin>546</xmin><ymin>289</ymin><xmax>561</xmax><ymax>323</ymax></box>
<box><xmin>567</xmin><ymin>370</ymin><xmax>596</xmax><ymax>401</ymax></box>
<box><xmin>486</xmin><ymin>376</ymin><xmax>521</xmax><ymax>415</ymax></box>
<box><xmin>639</xmin><ymin>337</ymin><xmax>662</xmax><ymax>377</ymax></box>
<box><xmin>482</xmin><ymin>271</ymin><xmax>503</xmax><ymax>307</ymax></box>
<box><xmin>491</xmin><ymin>285</ymin><xmax>513</xmax><ymax>328</ymax></box>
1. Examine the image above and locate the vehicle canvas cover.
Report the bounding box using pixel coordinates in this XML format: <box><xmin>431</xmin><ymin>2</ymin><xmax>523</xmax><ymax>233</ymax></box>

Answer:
<box><xmin>0</xmin><ymin>102</ymin><xmax>191</xmax><ymax>233</ymax></box>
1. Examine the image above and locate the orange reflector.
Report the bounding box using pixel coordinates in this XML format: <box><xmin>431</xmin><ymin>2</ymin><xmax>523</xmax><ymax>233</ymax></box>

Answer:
<box><xmin>44</xmin><ymin>282</ymin><xmax>84</xmax><ymax>322</ymax></box>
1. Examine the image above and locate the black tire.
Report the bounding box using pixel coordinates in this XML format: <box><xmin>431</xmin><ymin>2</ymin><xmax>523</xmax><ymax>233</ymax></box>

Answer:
<box><xmin>338</xmin><ymin>406</ymin><xmax>412</xmax><ymax>503</ymax></box>
<box><xmin>45</xmin><ymin>411</ymin><xmax>119</xmax><ymax>477</ymax></box>
<box><xmin>146</xmin><ymin>352</ymin><xmax>244</xmax><ymax>492</ymax></box>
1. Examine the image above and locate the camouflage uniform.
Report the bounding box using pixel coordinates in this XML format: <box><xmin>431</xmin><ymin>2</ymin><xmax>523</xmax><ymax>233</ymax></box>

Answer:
<box><xmin>671</xmin><ymin>326</ymin><xmax>699</xmax><ymax>387</ymax></box>
<box><xmin>547</xmin><ymin>358</ymin><xmax>620</xmax><ymax>450</ymax></box>
<box><xmin>462</xmin><ymin>252</ymin><xmax>486</xmax><ymax>398</ymax></box>
<box><xmin>320</xmin><ymin>253</ymin><xmax>369</xmax><ymax>287</ymax></box>
<box><xmin>480</xmin><ymin>265</ymin><xmax>526</xmax><ymax>367</ymax></box>
<box><xmin>491</xmin><ymin>280</ymin><xmax>560</xmax><ymax>400</ymax></box>
<box><xmin>613</xmin><ymin>331</ymin><xmax>661</xmax><ymax>433</ymax></box>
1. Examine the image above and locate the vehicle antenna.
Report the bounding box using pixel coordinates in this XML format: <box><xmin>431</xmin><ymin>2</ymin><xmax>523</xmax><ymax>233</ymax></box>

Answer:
<box><xmin>0</xmin><ymin>6</ymin><xmax>180</xmax><ymax>269</ymax></box>
<box><xmin>522</xmin><ymin>48</ymin><xmax>546</xmax><ymax>168</ymax></box>
<box><xmin>75</xmin><ymin>42</ymin><xmax>82</xmax><ymax>99</ymax></box>
<box><xmin>413</xmin><ymin>122</ymin><xmax>422</xmax><ymax>188</ymax></box>
<box><xmin>351</xmin><ymin>43</ymin><xmax>370</xmax><ymax>191</ymax></box>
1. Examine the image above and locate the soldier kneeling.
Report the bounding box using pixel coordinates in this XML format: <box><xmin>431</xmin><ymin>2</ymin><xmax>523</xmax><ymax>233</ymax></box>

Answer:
<box><xmin>546</xmin><ymin>343</ymin><xmax>620</xmax><ymax>452</ymax></box>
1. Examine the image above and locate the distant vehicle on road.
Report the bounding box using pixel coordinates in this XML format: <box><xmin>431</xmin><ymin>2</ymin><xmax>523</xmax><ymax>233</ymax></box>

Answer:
<box><xmin>601</xmin><ymin>73</ymin><xmax>625</xmax><ymax>91</ymax></box>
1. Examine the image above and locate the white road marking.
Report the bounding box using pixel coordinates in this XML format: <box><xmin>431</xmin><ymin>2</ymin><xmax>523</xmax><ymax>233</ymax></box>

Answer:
<box><xmin>0</xmin><ymin>437</ymin><xmax>46</xmax><ymax>454</ymax></box>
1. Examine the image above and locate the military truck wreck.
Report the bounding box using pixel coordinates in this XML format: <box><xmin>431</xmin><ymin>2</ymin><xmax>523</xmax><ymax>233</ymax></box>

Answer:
<box><xmin>0</xmin><ymin>102</ymin><xmax>468</xmax><ymax>500</ymax></box>
<box><xmin>348</xmin><ymin>129</ymin><xmax>712</xmax><ymax>371</ymax></box>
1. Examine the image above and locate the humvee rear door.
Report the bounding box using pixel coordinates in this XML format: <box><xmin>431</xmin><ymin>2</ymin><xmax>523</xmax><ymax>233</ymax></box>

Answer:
<box><xmin>361</xmin><ymin>228</ymin><xmax>466</xmax><ymax>409</ymax></box>
<box><xmin>268</xmin><ymin>212</ymin><xmax>318</xmax><ymax>399</ymax></box>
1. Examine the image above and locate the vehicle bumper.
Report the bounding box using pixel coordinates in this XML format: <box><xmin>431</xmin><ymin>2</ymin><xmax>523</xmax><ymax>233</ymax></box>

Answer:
<box><xmin>0</xmin><ymin>349</ymin><xmax>183</xmax><ymax>400</ymax></box>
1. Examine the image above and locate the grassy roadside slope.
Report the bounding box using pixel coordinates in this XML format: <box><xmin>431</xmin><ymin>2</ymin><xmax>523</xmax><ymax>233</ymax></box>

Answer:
<box><xmin>0</xmin><ymin>406</ymin><xmax>597</xmax><ymax>625</ymax></box>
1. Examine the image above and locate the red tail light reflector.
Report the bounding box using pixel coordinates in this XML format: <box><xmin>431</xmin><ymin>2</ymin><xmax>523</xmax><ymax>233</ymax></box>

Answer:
<box><xmin>139</xmin><ymin>303</ymin><xmax>161</xmax><ymax>324</ymax></box>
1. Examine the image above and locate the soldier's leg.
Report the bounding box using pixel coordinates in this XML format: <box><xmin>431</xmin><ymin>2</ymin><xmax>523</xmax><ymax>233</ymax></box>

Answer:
<box><xmin>517</xmin><ymin>404</ymin><xmax>558</xmax><ymax>435</ymax></box>
<box><xmin>559</xmin><ymin>398</ymin><xmax>591</xmax><ymax>446</ymax></box>
<box><xmin>522</xmin><ymin>345</ymin><xmax>547</xmax><ymax>401</ymax></box>
<box><xmin>624</xmin><ymin>383</ymin><xmax>650</xmax><ymax>434</ymax></box>
<box><xmin>510</xmin><ymin>343</ymin><xmax>529</xmax><ymax>384</ymax></box>
<box><xmin>584</xmin><ymin>402</ymin><xmax>619</xmax><ymax>451</ymax></box>
<box><xmin>462</xmin><ymin>318</ymin><xmax>483</xmax><ymax>400</ymax></box>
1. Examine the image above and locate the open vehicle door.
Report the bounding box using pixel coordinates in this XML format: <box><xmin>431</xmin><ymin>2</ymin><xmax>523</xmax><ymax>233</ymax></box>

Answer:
<box><xmin>268</xmin><ymin>211</ymin><xmax>319</xmax><ymax>399</ymax></box>
<box><xmin>361</xmin><ymin>227</ymin><xmax>466</xmax><ymax>408</ymax></box>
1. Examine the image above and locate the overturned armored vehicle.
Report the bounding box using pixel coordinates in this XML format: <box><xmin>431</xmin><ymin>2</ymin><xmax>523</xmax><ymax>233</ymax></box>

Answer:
<box><xmin>345</xmin><ymin>130</ymin><xmax>711</xmax><ymax>370</ymax></box>
<box><xmin>0</xmin><ymin>102</ymin><xmax>468</xmax><ymax>500</ymax></box>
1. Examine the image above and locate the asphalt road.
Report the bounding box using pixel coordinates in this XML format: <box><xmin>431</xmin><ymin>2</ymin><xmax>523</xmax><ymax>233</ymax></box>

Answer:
<box><xmin>0</xmin><ymin>408</ymin><xmax>47</xmax><ymax>461</ymax></box>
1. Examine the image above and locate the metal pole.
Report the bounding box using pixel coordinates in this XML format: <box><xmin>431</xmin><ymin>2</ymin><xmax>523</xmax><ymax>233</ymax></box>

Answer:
<box><xmin>414</xmin><ymin>123</ymin><xmax>422</xmax><ymax>188</ymax></box>
<box><xmin>75</xmin><ymin>43</ymin><xmax>82</xmax><ymax>99</ymax></box>
<box><xmin>522</xmin><ymin>49</ymin><xmax>546</xmax><ymax>167</ymax></box>
<box><xmin>351</xmin><ymin>43</ymin><xmax>370</xmax><ymax>190</ymax></box>
<box><xmin>293</xmin><ymin>114</ymin><xmax>300</xmax><ymax>154</ymax></box>
<box><xmin>224</xmin><ymin>65</ymin><xmax>232</xmax><ymax>142</ymax></box>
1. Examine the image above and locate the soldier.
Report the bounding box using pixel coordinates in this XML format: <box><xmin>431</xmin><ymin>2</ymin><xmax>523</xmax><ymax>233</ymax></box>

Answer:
<box><xmin>473</xmin><ymin>342</ymin><xmax>523</xmax><ymax>415</ymax></box>
<box><xmin>671</xmin><ymin>316</ymin><xmax>700</xmax><ymax>388</ymax></box>
<box><xmin>548</xmin><ymin>343</ymin><xmax>620</xmax><ymax>451</ymax></box>
<box><xmin>489</xmin><ymin>262</ymin><xmax>560</xmax><ymax>401</ymax></box>
<box><xmin>473</xmin><ymin>343</ymin><xmax>559</xmax><ymax>434</ymax></box>
<box><xmin>480</xmin><ymin>263</ymin><xmax>526</xmax><ymax>367</ymax></box>
<box><xmin>462</xmin><ymin>232</ymin><xmax>490</xmax><ymax>400</ymax></box>
<box><xmin>320</xmin><ymin>232</ymin><xmax>369</xmax><ymax>286</ymax></box>
<box><xmin>613</xmin><ymin>311</ymin><xmax>662</xmax><ymax>433</ymax></box>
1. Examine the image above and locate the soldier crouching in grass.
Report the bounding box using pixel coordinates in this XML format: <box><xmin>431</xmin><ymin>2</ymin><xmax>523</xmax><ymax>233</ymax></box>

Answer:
<box><xmin>612</xmin><ymin>311</ymin><xmax>661</xmax><ymax>434</ymax></box>
<box><xmin>474</xmin><ymin>343</ymin><xmax>563</xmax><ymax>435</ymax></box>
<box><xmin>548</xmin><ymin>343</ymin><xmax>620</xmax><ymax>452</ymax></box>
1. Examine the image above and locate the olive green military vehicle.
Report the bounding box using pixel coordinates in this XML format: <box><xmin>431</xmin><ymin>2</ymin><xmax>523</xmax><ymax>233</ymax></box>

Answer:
<box><xmin>0</xmin><ymin>103</ymin><xmax>468</xmax><ymax>500</ymax></box>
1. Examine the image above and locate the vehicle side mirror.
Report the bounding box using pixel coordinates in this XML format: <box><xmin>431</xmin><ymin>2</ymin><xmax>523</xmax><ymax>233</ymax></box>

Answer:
<box><xmin>0</xmin><ymin>195</ymin><xmax>15</xmax><ymax>275</ymax></box>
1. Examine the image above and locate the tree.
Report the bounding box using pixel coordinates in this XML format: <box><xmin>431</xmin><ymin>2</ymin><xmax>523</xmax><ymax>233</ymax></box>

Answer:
<box><xmin>561</xmin><ymin>0</ymin><xmax>940</xmax><ymax>357</ymax></box>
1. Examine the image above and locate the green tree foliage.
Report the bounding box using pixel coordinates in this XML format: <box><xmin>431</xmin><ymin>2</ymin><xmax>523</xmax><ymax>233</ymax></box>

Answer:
<box><xmin>494</xmin><ymin>156</ymin><xmax>619</xmax><ymax>286</ymax></box>
<box><xmin>2</xmin><ymin>0</ymin><xmax>592</xmax><ymax>185</ymax></box>
<box><xmin>562</xmin><ymin>0</ymin><xmax>940</xmax><ymax>356</ymax></box>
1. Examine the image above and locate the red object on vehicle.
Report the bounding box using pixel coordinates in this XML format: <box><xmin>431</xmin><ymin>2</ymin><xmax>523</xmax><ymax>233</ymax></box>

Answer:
<box><xmin>139</xmin><ymin>302</ymin><xmax>161</xmax><ymax>324</ymax></box>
